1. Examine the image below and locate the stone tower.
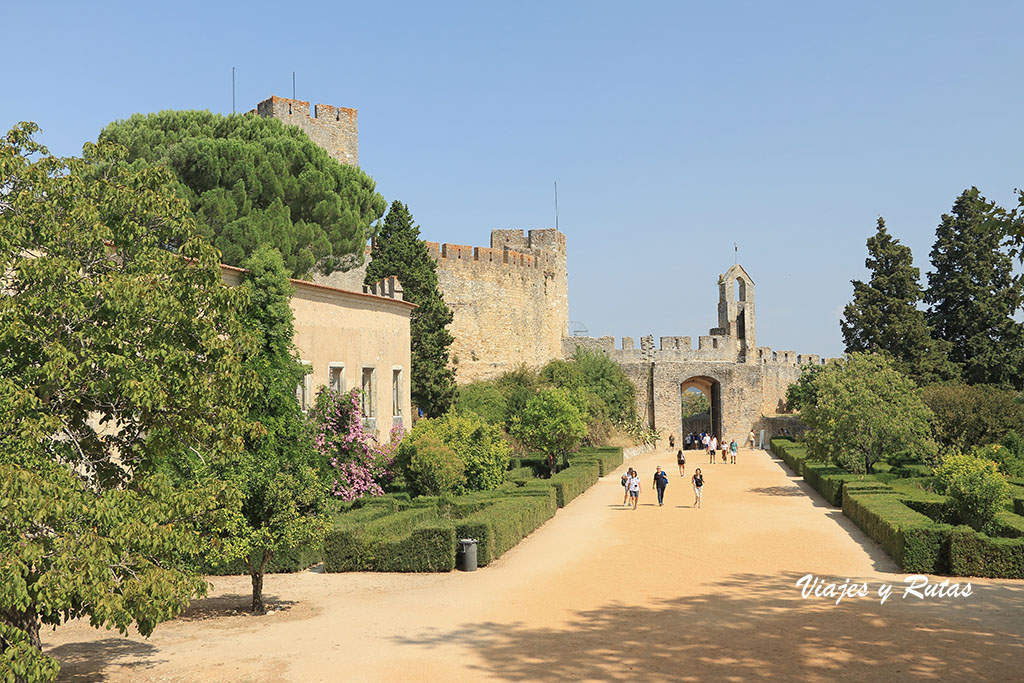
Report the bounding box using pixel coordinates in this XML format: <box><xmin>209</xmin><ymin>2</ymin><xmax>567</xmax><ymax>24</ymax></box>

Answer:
<box><xmin>254</xmin><ymin>95</ymin><xmax>358</xmax><ymax>166</ymax></box>
<box><xmin>716</xmin><ymin>264</ymin><xmax>756</xmax><ymax>361</ymax></box>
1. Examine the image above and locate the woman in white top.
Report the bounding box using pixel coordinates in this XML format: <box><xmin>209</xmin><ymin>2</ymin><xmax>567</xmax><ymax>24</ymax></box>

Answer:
<box><xmin>709</xmin><ymin>435</ymin><xmax>718</xmax><ymax>463</ymax></box>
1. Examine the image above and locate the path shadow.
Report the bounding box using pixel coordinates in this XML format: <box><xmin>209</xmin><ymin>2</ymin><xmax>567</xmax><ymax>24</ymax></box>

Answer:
<box><xmin>49</xmin><ymin>638</ymin><xmax>163</xmax><ymax>682</ymax></box>
<box><xmin>748</xmin><ymin>485</ymin><xmax>806</xmax><ymax>497</ymax></box>
<box><xmin>394</xmin><ymin>572</ymin><xmax>1024</xmax><ymax>681</ymax></box>
<box><xmin>175</xmin><ymin>593</ymin><xmax>296</xmax><ymax>622</ymax></box>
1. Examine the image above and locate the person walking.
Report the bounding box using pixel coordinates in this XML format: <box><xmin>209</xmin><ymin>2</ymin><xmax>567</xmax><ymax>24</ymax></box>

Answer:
<box><xmin>748</xmin><ymin>430</ymin><xmax>757</xmax><ymax>450</ymax></box>
<box><xmin>709</xmin><ymin>435</ymin><xmax>718</xmax><ymax>463</ymax></box>
<box><xmin>621</xmin><ymin>467</ymin><xmax>634</xmax><ymax>506</ymax></box>
<box><xmin>676</xmin><ymin>449</ymin><xmax>686</xmax><ymax>476</ymax></box>
<box><xmin>653</xmin><ymin>466</ymin><xmax>669</xmax><ymax>506</ymax></box>
<box><xmin>692</xmin><ymin>468</ymin><xmax>704</xmax><ymax>508</ymax></box>
<box><xmin>703</xmin><ymin>432</ymin><xmax>711</xmax><ymax>461</ymax></box>
<box><xmin>669</xmin><ymin>434</ymin><xmax>675</xmax><ymax>449</ymax></box>
<box><xmin>730</xmin><ymin>438</ymin><xmax>739</xmax><ymax>464</ymax></box>
<box><xmin>627</xmin><ymin>469</ymin><xmax>641</xmax><ymax>510</ymax></box>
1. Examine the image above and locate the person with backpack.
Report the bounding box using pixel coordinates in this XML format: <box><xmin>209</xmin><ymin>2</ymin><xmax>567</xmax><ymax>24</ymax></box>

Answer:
<box><xmin>653</xmin><ymin>466</ymin><xmax>669</xmax><ymax>506</ymax></box>
<box><xmin>621</xmin><ymin>467</ymin><xmax>634</xmax><ymax>507</ymax></box>
<box><xmin>627</xmin><ymin>469</ymin><xmax>642</xmax><ymax>510</ymax></box>
<box><xmin>676</xmin><ymin>449</ymin><xmax>686</xmax><ymax>476</ymax></box>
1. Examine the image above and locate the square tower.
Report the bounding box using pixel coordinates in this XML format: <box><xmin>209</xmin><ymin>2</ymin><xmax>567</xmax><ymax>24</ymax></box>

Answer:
<box><xmin>255</xmin><ymin>95</ymin><xmax>358</xmax><ymax>167</ymax></box>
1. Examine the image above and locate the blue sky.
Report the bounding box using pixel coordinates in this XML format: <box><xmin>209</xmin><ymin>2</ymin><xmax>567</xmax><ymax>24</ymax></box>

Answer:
<box><xmin>5</xmin><ymin>1</ymin><xmax>1022</xmax><ymax>357</ymax></box>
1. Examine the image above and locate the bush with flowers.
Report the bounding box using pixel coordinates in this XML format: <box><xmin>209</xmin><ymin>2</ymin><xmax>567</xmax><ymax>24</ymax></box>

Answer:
<box><xmin>311</xmin><ymin>387</ymin><xmax>398</xmax><ymax>500</ymax></box>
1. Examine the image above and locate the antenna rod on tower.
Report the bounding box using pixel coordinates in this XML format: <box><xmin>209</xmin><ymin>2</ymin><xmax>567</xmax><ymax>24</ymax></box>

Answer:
<box><xmin>292</xmin><ymin>72</ymin><xmax>296</xmax><ymax>99</ymax></box>
<box><xmin>554</xmin><ymin>181</ymin><xmax>559</xmax><ymax>231</ymax></box>
<box><xmin>734</xmin><ymin>242</ymin><xmax>738</xmax><ymax>264</ymax></box>
<box><xmin>232</xmin><ymin>67</ymin><xmax>236</xmax><ymax>114</ymax></box>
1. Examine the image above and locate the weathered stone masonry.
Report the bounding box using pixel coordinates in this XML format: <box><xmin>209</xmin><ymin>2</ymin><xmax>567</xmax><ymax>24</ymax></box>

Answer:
<box><xmin>255</xmin><ymin>95</ymin><xmax>358</xmax><ymax>167</ymax></box>
<box><xmin>564</xmin><ymin>265</ymin><xmax>828</xmax><ymax>445</ymax></box>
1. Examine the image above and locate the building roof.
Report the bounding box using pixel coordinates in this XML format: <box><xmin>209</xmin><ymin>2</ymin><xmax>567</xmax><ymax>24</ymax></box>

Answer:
<box><xmin>219</xmin><ymin>263</ymin><xmax>417</xmax><ymax>310</ymax></box>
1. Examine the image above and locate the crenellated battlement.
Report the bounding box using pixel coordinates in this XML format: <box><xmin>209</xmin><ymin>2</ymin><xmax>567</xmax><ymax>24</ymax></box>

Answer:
<box><xmin>362</xmin><ymin>275</ymin><xmax>404</xmax><ymax>301</ymax></box>
<box><xmin>253</xmin><ymin>94</ymin><xmax>358</xmax><ymax>166</ymax></box>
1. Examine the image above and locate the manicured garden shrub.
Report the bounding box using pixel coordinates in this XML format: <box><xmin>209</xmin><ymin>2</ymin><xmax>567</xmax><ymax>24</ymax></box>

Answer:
<box><xmin>1015</xmin><ymin>497</ymin><xmax>1024</xmax><ymax>516</ymax></box>
<box><xmin>396</xmin><ymin>411</ymin><xmax>511</xmax><ymax>492</ymax></box>
<box><xmin>548</xmin><ymin>462</ymin><xmax>600</xmax><ymax>508</ymax></box>
<box><xmin>934</xmin><ymin>453</ymin><xmax>1011</xmax><ymax>533</ymax></box>
<box><xmin>842</xmin><ymin>488</ymin><xmax>951</xmax><ymax>573</ymax></box>
<box><xmin>323</xmin><ymin>507</ymin><xmax>440</xmax><ymax>572</ymax></box>
<box><xmin>947</xmin><ymin>525</ymin><xmax>1024</xmax><ymax>578</ymax></box>
<box><xmin>455</xmin><ymin>493</ymin><xmax>558</xmax><ymax>566</ymax></box>
<box><xmin>569</xmin><ymin>446</ymin><xmax>624</xmax><ymax>476</ymax></box>
<box><xmin>801</xmin><ymin>460</ymin><xmax>874</xmax><ymax>507</ymax></box>
<box><xmin>374</xmin><ymin>523</ymin><xmax>457</xmax><ymax>572</ymax></box>
<box><xmin>504</xmin><ymin>466</ymin><xmax>537</xmax><ymax>484</ymax></box>
<box><xmin>402</xmin><ymin>434</ymin><xmax>467</xmax><ymax>496</ymax></box>
<box><xmin>988</xmin><ymin>510</ymin><xmax>1024</xmax><ymax>539</ymax></box>
<box><xmin>770</xmin><ymin>438</ymin><xmax>809</xmax><ymax>476</ymax></box>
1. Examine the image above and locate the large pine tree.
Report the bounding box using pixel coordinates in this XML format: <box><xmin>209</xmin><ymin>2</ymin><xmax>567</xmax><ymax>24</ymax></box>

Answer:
<box><xmin>365</xmin><ymin>201</ymin><xmax>456</xmax><ymax>417</ymax></box>
<box><xmin>840</xmin><ymin>218</ymin><xmax>957</xmax><ymax>385</ymax></box>
<box><xmin>925</xmin><ymin>188</ymin><xmax>1024</xmax><ymax>389</ymax></box>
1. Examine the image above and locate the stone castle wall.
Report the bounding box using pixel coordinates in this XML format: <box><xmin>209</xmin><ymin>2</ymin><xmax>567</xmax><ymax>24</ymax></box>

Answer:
<box><xmin>316</xmin><ymin>229</ymin><xmax>569</xmax><ymax>384</ymax></box>
<box><xmin>427</xmin><ymin>228</ymin><xmax>568</xmax><ymax>383</ymax></box>
<box><xmin>255</xmin><ymin>95</ymin><xmax>358</xmax><ymax>166</ymax></box>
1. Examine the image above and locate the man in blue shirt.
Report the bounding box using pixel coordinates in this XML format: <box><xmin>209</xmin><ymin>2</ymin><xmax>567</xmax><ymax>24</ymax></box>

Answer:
<box><xmin>653</xmin><ymin>466</ymin><xmax>669</xmax><ymax>506</ymax></box>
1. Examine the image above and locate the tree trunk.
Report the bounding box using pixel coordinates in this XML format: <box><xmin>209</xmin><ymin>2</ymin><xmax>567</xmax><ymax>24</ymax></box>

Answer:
<box><xmin>1</xmin><ymin>606</ymin><xmax>43</xmax><ymax>681</ymax></box>
<box><xmin>250</xmin><ymin>550</ymin><xmax>272</xmax><ymax>615</ymax></box>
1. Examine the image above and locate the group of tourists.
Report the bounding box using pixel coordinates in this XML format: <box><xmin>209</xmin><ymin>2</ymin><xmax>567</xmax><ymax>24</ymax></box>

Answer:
<box><xmin>620</xmin><ymin>464</ymin><xmax>705</xmax><ymax>509</ymax></box>
<box><xmin>668</xmin><ymin>432</ymin><xmax>739</xmax><ymax>464</ymax></box>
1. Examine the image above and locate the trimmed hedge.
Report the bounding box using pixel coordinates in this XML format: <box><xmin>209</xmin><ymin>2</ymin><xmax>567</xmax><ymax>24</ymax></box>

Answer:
<box><xmin>770</xmin><ymin>438</ymin><xmax>809</xmax><ymax>476</ymax></box>
<box><xmin>842</xmin><ymin>488</ymin><xmax>951</xmax><ymax>573</ymax></box>
<box><xmin>569</xmin><ymin>447</ymin><xmax>624</xmax><ymax>476</ymax></box>
<box><xmin>548</xmin><ymin>462</ymin><xmax>600</xmax><ymax>508</ymax></box>
<box><xmin>989</xmin><ymin>510</ymin><xmax>1024</xmax><ymax>539</ymax></box>
<box><xmin>801</xmin><ymin>460</ymin><xmax>873</xmax><ymax>507</ymax></box>
<box><xmin>323</xmin><ymin>507</ymin><xmax>447</xmax><ymax>572</ymax></box>
<box><xmin>948</xmin><ymin>525</ymin><xmax>1024</xmax><ymax>578</ymax></box>
<box><xmin>1015</xmin><ymin>497</ymin><xmax>1024</xmax><ymax>516</ymax></box>
<box><xmin>455</xmin><ymin>493</ymin><xmax>558</xmax><ymax>566</ymax></box>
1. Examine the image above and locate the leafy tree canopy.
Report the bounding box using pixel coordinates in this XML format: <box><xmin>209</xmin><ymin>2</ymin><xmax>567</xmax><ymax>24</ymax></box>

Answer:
<box><xmin>841</xmin><ymin>217</ymin><xmax>957</xmax><ymax>385</ymax></box>
<box><xmin>209</xmin><ymin>245</ymin><xmax>329</xmax><ymax>615</ymax></box>
<box><xmin>510</xmin><ymin>387</ymin><xmax>588</xmax><ymax>475</ymax></box>
<box><xmin>0</xmin><ymin>123</ymin><xmax>251</xmax><ymax>679</ymax></box>
<box><xmin>397</xmin><ymin>412</ymin><xmax>510</xmax><ymax>492</ymax></box>
<box><xmin>925</xmin><ymin>188</ymin><xmax>1024</xmax><ymax>389</ymax></box>
<box><xmin>680</xmin><ymin>390</ymin><xmax>710</xmax><ymax>418</ymax></box>
<box><xmin>364</xmin><ymin>201</ymin><xmax>456</xmax><ymax>416</ymax></box>
<box><xmin>802</xmin><ymin>353</ymin><xmax>936</xmax><ymax>473</ymax></box>
<box><xmin>99</xmin><ymin>110</ymin><xmax>386</xmax><ymax>278</ymax></box>
<box><xmin>920</xmin><ymin>383</ymin><xmax>1024</xmax><ymax>455</ymax></box>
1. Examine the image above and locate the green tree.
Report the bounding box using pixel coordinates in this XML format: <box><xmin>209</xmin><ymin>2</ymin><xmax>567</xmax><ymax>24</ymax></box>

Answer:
<box><xmin>510</xmin><ymin>388</ymin><xmax>588</xmax><ymax>475</ymax></box>
<box><xmin>0</xmin><ymin>123</ymin><xmax>251</xmax><ymax>679</ymax></box>
<box><xmin>396</xmin><ymin>434</ymin><xmax>466</xmax><ymax>496</ymax></box>
<box><xmin>802</xmin><ymin>353</ymin><xmax>936</xmax><ymax>473</ymax></box>
<box><xmin>785</xmin><ymin>364</ymin><xmax>823</xmax><ymax>413</ymax></box>
<box><xmin>396</xmin><ymin>412</ymin><xmax>510</xmax><ymax>492</ymax></box>
<box><xmin>840</xmin><ymin>217</ymin><xmax>957</xmax><ymax>385</ymax></box>
<box><xmin>933</xmin><ymin>453</ymin><xmax>1011</xmax><ymax>533</ymax></box>
<box><xmin>99</xmin><ymin>110</ymin><xmax>386</xmax><ymax>278</ymax></box>
<box><xmin>925</xmin><ymin>188</ymin><xmax>1024</xmax><ymax>388</ymax></box>
<box><xmin>213</xmin><ymin>245</ymin><xmax>329</xmax><ymax>615</ymax></box>
<box><xmin>680</xmin><ymin>390</ymin><xmax>710</xmax><ymax>417</ymax></box>
<box><xmin>455</xmin><ymin>381</ymin><xmax>509</xmax><ymax>425</ymax></box>
<box><xmin>365</xmin><ymin>201</ymin><xmax>456</xmax><ymax>416</ymax></box>
<box><xmin>920</xmin><ymin>383</ymin><xmax>1024</xmax><ymax>454</ymax></box>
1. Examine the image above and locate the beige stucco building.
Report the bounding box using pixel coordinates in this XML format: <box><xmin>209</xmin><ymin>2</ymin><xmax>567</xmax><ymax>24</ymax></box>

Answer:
<box><xmin>221</xmin><ymin>266</ymin><xmax>414</xmax><ymax>442</ymax></box>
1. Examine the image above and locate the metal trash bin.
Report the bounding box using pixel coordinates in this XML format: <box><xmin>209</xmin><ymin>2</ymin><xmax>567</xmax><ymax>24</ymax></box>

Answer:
<box><xmin>457</xmin><ymin>538</ymin><xmax>478</xmax><ymax>572</ymax></box>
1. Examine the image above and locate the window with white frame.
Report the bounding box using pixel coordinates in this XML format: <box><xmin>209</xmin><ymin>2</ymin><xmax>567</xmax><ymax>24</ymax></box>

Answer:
<box><xmin>328</xmin><ymin>363</ymin><xmax>345</xmax><ymax>394</ymax></box>
<box><xmin>296</xmin><ymin>360</ymin><xmax>313</xmax><ymax>411</ymax></box>
<box><xmin>361</xmin><ymin>366</ymin><xmax>376</xmax><ymax>418</ymax></box>
<box><xmin>392</xmin><ymin>368</ymin><xmax>403</xmax><ymax>418</ymax></box>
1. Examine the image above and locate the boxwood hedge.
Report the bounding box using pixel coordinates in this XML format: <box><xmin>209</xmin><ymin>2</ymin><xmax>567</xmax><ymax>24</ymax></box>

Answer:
<box><xmin>948</xmin><ymin>526</ymin><xmax>1024</xmax><ymax>578</ymax></box>
<box><xmin>770</xmin><ymin>438</ymin><xmax>809</xmax><ymax>476</ymax></box>
<box><xmin>842</xmin><ymin>487</ymin><xmax>951</xmax><ymax>573</ymax></box>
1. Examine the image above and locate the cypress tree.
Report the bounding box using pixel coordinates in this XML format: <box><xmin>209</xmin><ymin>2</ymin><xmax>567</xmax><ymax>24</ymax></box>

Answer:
<box><xmin>840</xmin><ymin>217</ymin><xmax>957</xmax><ymax>385</ymax></box>
<box><xmin>925</xmin><ymin>188</ymin><xmax>1024</xmax><ymax>389</ymax></box>
<box><xmin>365</xmin><ymin>201</ymin><xmax>456</xmax><ymax>417</ymax></box>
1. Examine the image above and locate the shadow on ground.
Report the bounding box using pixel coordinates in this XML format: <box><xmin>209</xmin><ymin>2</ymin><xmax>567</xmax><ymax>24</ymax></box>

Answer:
<box><xmin>394</xmin><ymin>572</ymin><xmax>1024</xmax><ymax>681</ymax></box>
<box><xmin>175</xmin><ymin>593</ymin><xmax>296</xmax><ymax>621</ymax></box>
<box><xmin>49</xmin><ymin>639</ymin><xmax>163</xmax><ymax>682</ymax></box>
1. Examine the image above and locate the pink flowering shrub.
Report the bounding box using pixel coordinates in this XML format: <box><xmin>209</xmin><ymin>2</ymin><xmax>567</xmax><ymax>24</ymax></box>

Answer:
<box><xmin>310</xmin><ymin>387</ymin><xmax>398</xmax><ymax>500</ymax></box>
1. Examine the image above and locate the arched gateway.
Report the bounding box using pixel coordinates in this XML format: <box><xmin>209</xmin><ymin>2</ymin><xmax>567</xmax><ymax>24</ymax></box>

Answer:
<box><xmin>563</xmin><ymin>264</ymin><xmax>826</xmax><ymax>444</ymax></box>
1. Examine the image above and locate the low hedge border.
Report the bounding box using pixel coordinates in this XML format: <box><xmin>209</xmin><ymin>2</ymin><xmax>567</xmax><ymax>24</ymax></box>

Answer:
<box><xmin>842</xmin><ymin>487</ymin><xmax>951</xmax><ymax>573</ymax></box>
<box><xmin>547</xmin><ymin>462</ymin><xmax>600</xmax><ymax>508</ymax></box>
<box><xmin>948</xmin><ymin>525</ymin><xmax>1024</xmax><ymax>577</ymax></box>
<box><xmin>801</xmin><ymin>460</ymin><xmax>874</xmax><ymax>507</ymax></box>
<box><xmin>769</xmin><ymin>438</ymin><xmax>809</xmax><ymax>476</ymax></box>
<box><xmin>569</xmin><ymin>447</ymin><xmax>624</xmax><ymax>477</ymax></box>
<box><xmin>455</xmin><ymin>493</ymin><xmax>558</xmax><ymax>566</ymax></box>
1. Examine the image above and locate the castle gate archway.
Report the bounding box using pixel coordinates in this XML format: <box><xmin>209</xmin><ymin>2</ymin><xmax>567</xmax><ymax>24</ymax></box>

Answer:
<box><xmin>679</xmin><ymin>376</ymin><xmax>722</xmax><ymax>441</ymax></box>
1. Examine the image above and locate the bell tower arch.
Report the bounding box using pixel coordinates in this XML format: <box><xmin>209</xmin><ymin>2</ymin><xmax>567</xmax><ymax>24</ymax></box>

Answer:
<box><xmin>717</xmin><ymin>264</ymin><xmax>756</xmax><ymax>362</ymax></box>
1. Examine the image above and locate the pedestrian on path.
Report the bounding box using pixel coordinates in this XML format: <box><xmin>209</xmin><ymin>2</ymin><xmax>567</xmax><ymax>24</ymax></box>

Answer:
<box><xmin>748</xmin><ymin>430</ymin><xmax>757</xmax><ymax>450</ymax></box>
<box><xmin>730</xmin><ymin>439</ymin><xmax>738</xmax><ymax>464</ymax></box>
<box><xmin>627</xmin><ymin>470</ymin><xmax>641</xmax><ymax>510</ymax></box>
<box><xmin>669</xmin><ymin>434</ymin><xmax>675</xmax><ymax>449</ymax></box>
<box><xmin>692</xmin><ymin>468</ymin><xmax>704</xmax><ymax>508</ymax></box>
<box><xmin>653</xmin><ymin>466</ymin><xmax>669</xmax><ymax>506</ymax></box>
<box><xmin>676</xmin><ymin>449</ymin><xmax>686</xmax><ymax>476</ymax></box>
<box><xmin>621</xmin><ymin>467</ymin><xmax>634</xmax><ymax>506</ymax></box>
<box><xmin>709</xmin><ymin>435</ymin><xmax>718</xmax><ymax>463</ymax></box>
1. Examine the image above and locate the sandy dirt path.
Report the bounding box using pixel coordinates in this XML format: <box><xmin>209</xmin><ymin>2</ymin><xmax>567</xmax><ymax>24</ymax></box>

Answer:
<box><xmin>45</xmin><ymin>448</ymin><xmax>1024</xmax><ymax>681</ymax></box>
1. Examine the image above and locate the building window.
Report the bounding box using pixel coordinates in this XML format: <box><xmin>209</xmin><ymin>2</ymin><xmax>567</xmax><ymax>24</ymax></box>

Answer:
<box><xmin>361</xmin><ymin>367</ymin><xmax>376</xmax><ymax>418</ymax></box>
<box><xmin>296</xmin><ymin>361</ymin><xmax>313</xmax><ymax>411</ymax></box>
<box><xmin>392</xmin><ymin>368</ymin><xmax>403</xmax><ymax>418</ymax></box>
<box><xmin>328</xmin><ymin>363</ymin><xmax>345</xmax><ymax>394</ymax></box>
